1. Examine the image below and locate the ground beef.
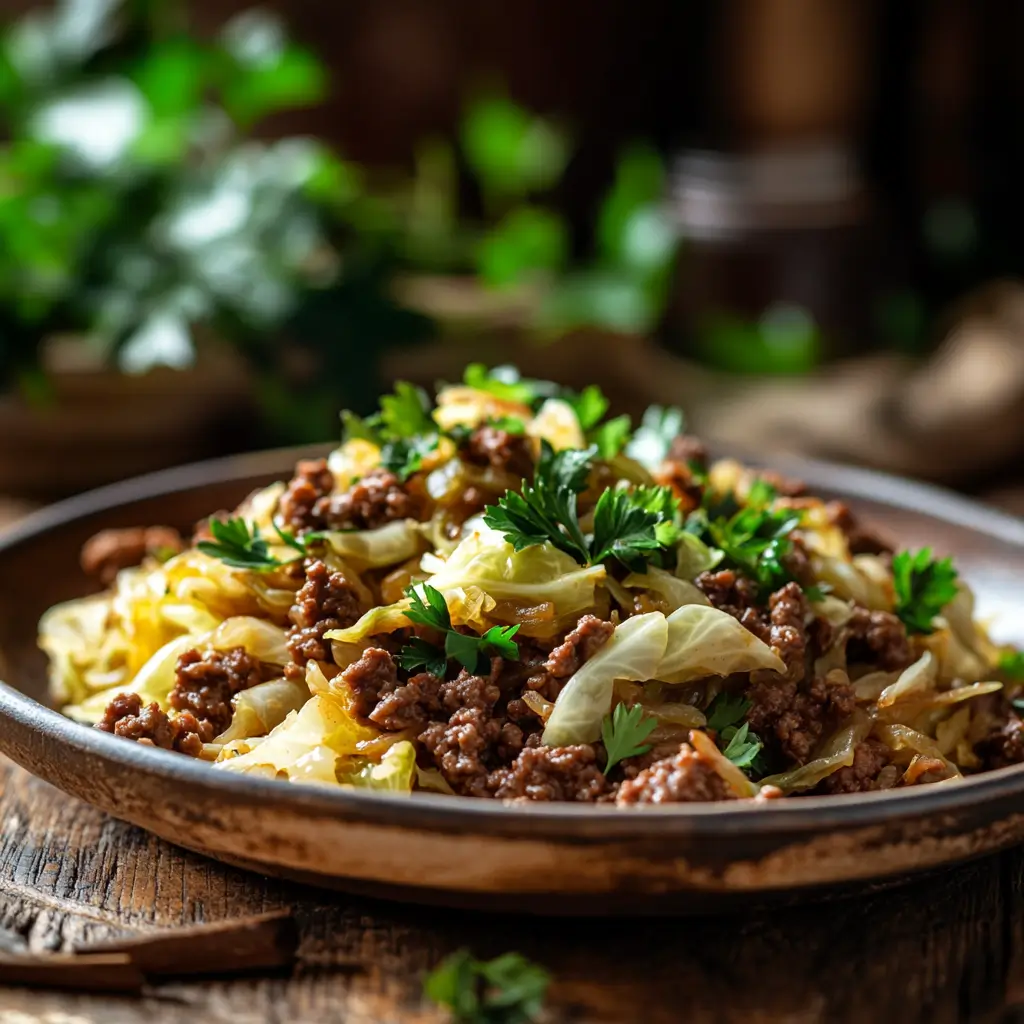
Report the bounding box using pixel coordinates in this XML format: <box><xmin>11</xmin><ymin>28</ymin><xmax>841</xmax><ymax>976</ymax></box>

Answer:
<box><xmin>490</xmin><ymin>745</ymin><xmax>607</xmax><ymax>801</ymax></box>
<box><xmin>314</xmin><ymin>468</ymin><xmax>420</xmax><ymax>531</ymax></box>
<box><xmin>278</xmin><ymin>458</ymin><xmax>334</xmax><ymax>534</ymax></box>
<box><xmin>370</xmin><ymin>672</ymin><xmax>443</xmax><ymax>732</ymax></box>
<box><xmin>419</xmin><ymin>707</ymin><xmax>503</xmax><ymax>798</ymax></box>
<box><xmin>616</xmin><ymin>743</ymin><xmax>734</xmax><ymax>804</ymax></box>
<box><xmin>342</xmin><ymin>647</ymin><xmax>401</xmax><ymax>718</ymax></box>
<box><xmin>747</xmin><ymin>674</ymin><xmax>857</xmax><ymax>765</ymax></box>
<box><xmin>825</xmin><ymin>500</ymin><xmax>895</xmax><ymax>556</ymax></box>
<box><xmin>169</xmin><ymin>646</ymin><xmax>262</xmax><ymax>739</ymax></box>
<box><xmin>462</xmin><ymin>425</ymin><xmax>534</xmax><ymax>479</ymax></box>
<box><xmin>975</xmin><ymin>717</ymin><xmax>1024</xmax><ymax>770</ymax></box>
<box><xmin>668</xmin><ymin>434</ymin><xmax>709</xmax><ymax>471</ymax></box>
<box><xmin>534</xmin><ymin>615</ymin><xmax>615</xmax><ymax>699</ymax></box>
<box><xmin>80</xmin><ymin>526</ymin><xmax>183</xmax><ymax>585</ymax></box>
<box><xmin>846</xmin><ymin>607</ymin><xmax>914</xmax><ymax>671</ymax></box>
<box><xmin>96</xmin><ymin>692</ymin><xmax>202</xmax><ymax>756</ymax></box>
<box><xmin>817</xmin><ymin>738</ymin><xmax>892</xmax><ymax>794</ymax></box>
<box><xmin>696</xmin><ymin>569</ymin><xmax>768</xmax><ymax>640</ymax></box>
<box><xmin>285</xmin><ymin>560</ymin><xmax>364</xmax><ymax>677</ymax></box>
<box><xmin>765</xmin><ymin>582</ymin><xmax>810</xmax><ymax>684</ymax></box>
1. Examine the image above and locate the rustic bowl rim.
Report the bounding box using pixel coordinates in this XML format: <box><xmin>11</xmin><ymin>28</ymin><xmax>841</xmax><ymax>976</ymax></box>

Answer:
<box><xmin>2</xmin><ymin>443</ymin><xmax>1024</xmax><ymax>841</ymax></box>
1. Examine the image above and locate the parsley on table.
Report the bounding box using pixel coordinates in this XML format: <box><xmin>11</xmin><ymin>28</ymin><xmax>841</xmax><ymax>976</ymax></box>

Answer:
<box><xmin>999</xmin><ymin>650</ymin><xmax>1024</xmax><ymax>681</ymax></box>
<box><xmin>424</xmin><ymin>949</ymin><xmax>550</xmax><ymax>1024</ymax></box>
<box><xmin>398</xmin><ymin>584</ymin><xmax>520</xmax><ymax>676</ymax></box>
<box><xmin>704</xmin><ymin>692</ymin><xmax>764</xmax><ymax>773</ymax></box>
<box><xmin>483</xmin><ymin>442</ymin><xmax>681</xmax><ymax>571</ymax></box>
<box><xmin>892</xmin><ymin>548</ymin><xmax>959</xmax><ymax>635</ymax></box>
<box><xmin>601</xmin><ymin>702</ymin><xmax>658</xmax><ymax>775</ymax></box>
<box><xmin>624</xmin><ymin>404</ymin><xmax>686</xmax><ymax>469</ymax></box>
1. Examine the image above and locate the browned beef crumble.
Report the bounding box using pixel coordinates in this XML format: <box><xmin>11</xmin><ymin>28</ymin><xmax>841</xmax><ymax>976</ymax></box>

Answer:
<box><xmin>816</xmin><ymin>738</ymin><xmax>892</xmax><ymax>794</ymax></box>
<box><xmin>491</xmin><ymin>745</ymin><xmax>607</xmax><ymax>801</ymax></box>
<box><xmin>696</xmin><ymin>569</ymin><xmax>768</xmax><ymax>640</ymax></box>
<box><xmin>285</xmin><ymin>560</ymin><xmax>364</xmax><ymax>679</ymax></box>
<box><xmin>279</xmin><ymin>458</ymin><xmax>334</xmax><ymax>534</ymax></box>
<box><xmin>825</xmin><ymin>500</ymin><xmax>895</xmax><ymax>556</ymax></box>
<box><xmin>747</xmin><ymin>673</ymin><xmax>857</xmax><ymax>765</ymax></box>
<box><xmin>169</xmin><ymin>646</ymin><xmax>263</xmax><ymax>740</ymax></box>
<box><xmin>462</xmin><ymin>425</ymin><xmax>535</xmax><ymax>479</ymax></box>
<box><xmin>314</xmin><ymin>468</ymin><xmax>420</xmax><ymax>531</ymax></box>
<box><xmin>96</xmin><ymin>692</ymin><xmax>204</xmax><ymax>757</ymax></box>
<box><xmin>975</xmin><ymin>716</ymin><xmax>1024</xmax><ymax>770</ymax></box>
<box><xmin>845</xmin><ymin>607</ymin><xmax>914</xmax><ymax>671</ymax></box>
<box><xmin>81</xmin><ymin>526</ymin><xmax>184</xmax><ymax>585</ymax></box>
<box><xmin>536</xmin><ymin>615</ymin><xmax>615</xmax><ymax>697</ymax></box>
<box><xmin>616</xmin><ymin>743</ymin><xmax>734</xmax><ymax>804</ymax></box>
<box><xmin>419</xmin><ymin>707</ymin><xmax>503</xmax><ymax>798</ymax></box>
<box><xmin>764</xmin><ymin>582</ymin><xmax>810</xmax><ymax>684</ymax></box>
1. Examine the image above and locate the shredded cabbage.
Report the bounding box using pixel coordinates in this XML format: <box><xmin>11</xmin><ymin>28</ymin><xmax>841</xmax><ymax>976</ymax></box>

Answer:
<box><xmin>655</xmin><ymin>604</ymin><xmax>785</xmax><ymax>684</ymax></box>
<box><xmin>543</xmin><ymin>612</ymin><xmax>668</xmax><ymax>746</ymax></box>
<box><xmin>337</xmin><ymin>740</ymin><xmax>418</xmax><ymax>792</ymax></box>
<box><xmin>760</xmin><ymin>713</ymin><xmax>872</xmax><ymax>793</ymax></box>
<box><xmin>215</xmin><ymin>677</ymin><xmax>310</xmax><ymax>743</ymax></box>
<box><xmin>319</xmin><ymin>520</ymin><xmax>423</xmax><ymax>570</ymax></box>
<box><xmin>621</xmin><ymin>567</ymin><xmax>710</xmax><ymax>611</ymax></box>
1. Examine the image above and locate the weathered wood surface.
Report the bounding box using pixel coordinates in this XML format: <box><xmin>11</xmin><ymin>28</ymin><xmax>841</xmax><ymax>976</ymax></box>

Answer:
<box><xmin>0</xmin><ymin>754</ymin><xmax>1023</xmax><ymax>1023</ymax></box>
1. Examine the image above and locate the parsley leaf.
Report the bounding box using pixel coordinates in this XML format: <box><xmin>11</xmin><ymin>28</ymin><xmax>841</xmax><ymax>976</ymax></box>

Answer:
<box><xmin>720</xmin><ymin>721</ymin><xmax>763</xmax><ymax>770</ymax></box>
<box><xmin>565</xmin><ymin>383</ymin><xmax>609</xmax><ymax>430</ymax></box>
<box><xmin>998</xmin><ymin>650</ymin><xmax>1024</xmax><ymax>681</ymax></box>
<box><xmin>463</xmin><ymin>363</ymin><xmax>540</xmax><ymax>406</ymax></box>
<box><xmin>484</xmin><ymin>443</ymin><xmax>681</xmax><ymax>571</ymax></box>
<box><xmin>601</xmin><ymin>702</ymin><xmax>658</xmax><ymax>775</ymax></box>
<box><xmin>424</xmin><ymin>949</ymin><xmax>550</xmax><ymax>1024</ymax></box>
<box><xmin>589</xmin><ymin>413</ymin><xmax>632</xmax><ymax>459</ymax></box>
<box><xmin>624</xmin><ymin>404</ymin><xmax>685</xmax><ymax>469</ymax></box>
<box><xmin>379</xmin><ymin>381</ymin><xmax>434</xmax><ymax>437</ymax></box>
<box><xmin>400</xmin><ymin>584</ymin><xmax>520</xmax><ymax>675</ymax></box>
<box><xmin>379</xmin><ymin>434</ymin><xmax>439</xmax><ymax>481</ymax></box>
<box><xmin>892</xmin><ymin>548</ymin><xmax>959</xmax><ymax>635</ymax></box>
<box><xmin>705</xmin><ymin>692</ymin><xmax>751</xmax><ymax>732</ymax></box>
<box><xmin>197</xmin><ymin>517</ymin><xmax>294</xmax><ymax>572</ymax></box>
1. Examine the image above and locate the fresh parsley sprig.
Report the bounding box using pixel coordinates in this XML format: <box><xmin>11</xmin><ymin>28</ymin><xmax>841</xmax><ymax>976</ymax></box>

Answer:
<box><xmin>197</xmin><ymin>517</ymin><xmax>321</xmax><ymax>572</ymax></box>
<box><xmin>341</xmin><ymin>381</ymin><xmax>439</xmax><ymax>481</ymax></box>
<box><xmin>424</xmin><ymin>949</ymin><xmax>550</xmax><ymax>1024</ymax></box>
<box><xmin>398</xmin><ymin>584</ymin><xmax>520</xmax><ymax>677</ymax></box>
<box><xmin>483</xmin><ymin>443</ymin><xmax>681</xmax><ymax>571</ymax></box>
<box><xmin>601</xmin><ymin>702</ymin><xmax>658</xmax><ymax>775</ymax></box>
<box><xmin>705</xmin><ymin>692</ymin><xmax>764</xmax><ymax>773</ymax></box>
<box><xmin>892</xmin><ymin>548</ymin><xmax>959</xmax><ymax>635</ymax></box>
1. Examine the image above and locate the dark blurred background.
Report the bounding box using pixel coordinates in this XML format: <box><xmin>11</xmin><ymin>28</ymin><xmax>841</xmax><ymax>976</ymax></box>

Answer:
<box><xmin>2</xmin><ymin>0</ymin><xmax>1024</xmax><ymax>521</ymax></box>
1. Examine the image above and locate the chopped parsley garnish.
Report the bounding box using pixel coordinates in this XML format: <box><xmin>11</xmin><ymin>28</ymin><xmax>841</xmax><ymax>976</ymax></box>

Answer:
<box><xmin>197</xmin><ymin>518</ymin><xmax>323</xmax><ymax>572</ymax></box>
<box><xmin>601</xmin><ymin>702</ymin><xmax>658</xmax><ymax>775</ymax></box>
<box><xmin>566</xmin><ymin>383</ymin><xmax>608</xmax><ymax>431</ymax></box>
<box><xmin>424</xmin><ymin>949</ymin><xmax>550</xmax><ymax>1024</ymax></box>
<box><xmin>398</xmin><ymin>584</ymin><xmax>520</xmax><ymax>676</ymax></box>
<box><xmin>892</xmin><ymin>548</ymin><xmax>959</xmax><ymax>635</ymax></box>
<box><xmin>589</xmin><ymin>413</ymin><xmax>632</xmax><ymax>459</ymax></box>
<box><xmin>462</xmin><ymin>363</ymin><xmax>547</xmax><ymax>406</ymax></box>
<box><xmin>998</xmin><ymin>650</ymin><xmax>1024</xmax><ymax>681</ymax></box>
<box><xmin>686</xmin><ymin>485</ymin><xmax>803</xmax><ymax>596</ymax></box>
<box><xmin>705</xmin><ymin>692</ymin><xmax>764</xmax><ymax>773</ymax></box>
<box><xmin>483</xmin><ymin>442</ymin><xmax>681</xmax><ymax>571</ymax></box>
<box><xmin>624</xmin><ymin>404</ymin><xmax>685</xmax><ymax>469</ymax></box>
<box><xmin>341</xmin><ymin>381</ymin><xmax>438</xmax><ymax>480</ymax></box>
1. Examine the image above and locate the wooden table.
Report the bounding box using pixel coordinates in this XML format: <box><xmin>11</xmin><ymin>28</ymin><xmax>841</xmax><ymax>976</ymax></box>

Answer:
<box><xmin>2</xmin><ymin>751</ymin><xmax>1024</xmax><ymax>1024</ymax></box>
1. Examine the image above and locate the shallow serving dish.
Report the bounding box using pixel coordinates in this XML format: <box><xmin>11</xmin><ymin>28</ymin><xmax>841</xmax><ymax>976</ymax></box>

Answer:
<box><xmin>1</xmin><ymin>446</ymin><xmax>1023</xmax><ymax>914</ymax></box>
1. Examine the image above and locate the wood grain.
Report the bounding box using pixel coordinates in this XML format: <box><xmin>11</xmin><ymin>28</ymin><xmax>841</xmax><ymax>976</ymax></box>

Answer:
<box><xmin>2</xmin><ymin>753</ymin><xmax>1024</xmax><ymax>1023</ymax></box>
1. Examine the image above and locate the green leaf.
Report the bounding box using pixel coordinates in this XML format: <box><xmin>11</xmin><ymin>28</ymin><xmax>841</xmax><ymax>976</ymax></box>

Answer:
<box><xmin>379</xmin><ymin>380</ymin><xmax>434</xmax><ymax>437</ymax></box>
<box><xmin>461</xmin><ymin>95</ymin><xmax>569</xmax><ymax>200</ymax></box>
<box><xmin>479</xmin><ymin>624</ymin><xmax>521</xmax><ymax>661</ymax></box>
<box><xmin>424</xmin><ymin>949</ymin><xmax>550</xmax><ymax>1024</ymax></box>
<box><xmin>405</xmin><ymin>583</ymin><xmax>452</xmax><ymax>633</ymax></box>
<box><xmin>379</xmin><ymin>434</ymin><xmax>439</xmax><ymax>481</ymax></box>
<box><xmin>601</xmin><ymin>702</ymin><xmax>658</xmax><ymax>775</ymax></box>
<box><xmin>463</xmin><ymin>363</ymin><xmax>537</xmax><ymax>405</ymax></box>
<box><xmin>719</xmin><ymin>721</ymin><xmax>763</xmax><ymax>770</ymax></box>
<box><xmin>705</xmin><ymin>692</ymin><xmax>751</xmax><ymax>733</ymax></box>
<box><xmin>396</xmin><ymin>637</ymin><xmax>448</xmax><ymax>679</ymax></box>
<box><xmin>589</xmin><ymin>488</ymin><xmax>669</xmax><ymax>571</ymax></box>
<box><xmin>476</xmin><ymin>205</ymin><xmax>568</xmax><ymax>289</ymax></box>
<box><xmin>589</xmin><ymin>414</ymin><xmax>632</xmax><ymax>459</ymax></box>
<box><xmin>597</xmin><ymin>144</ymin><xmax>666</xmax><ymax>266</ymax></box>
<box><xmin>566</xmin><ymin>384</ymin><xmax>608</xmax><ymax>431</ymax></box>
<box><xmin>625</xmin><ymin>404</ymin><xmax>686</xmax><ymax>469</ymax></box>
<box><xmin>196</xmin><ymin>517</ymin><xmax>293</xmax><ymax>572</ymax></box>
<box><xmin>131</xmin><ymin>40</ymin><xmax>207</xmax><ymax>117</ymax></box>
<box><xmin>892</xmin><ymin>548</ymin><xmax>959</xmax><ymax>635</ymax></box>
<box><xmin>999</xmin><ymin>651</ymin><xmax>1024</xmax><ymax>681</ymax></box>
<box><xmin>221</xmin><ymin>43</ymin><xmax>327</xmax><ymax>126</ymax></box>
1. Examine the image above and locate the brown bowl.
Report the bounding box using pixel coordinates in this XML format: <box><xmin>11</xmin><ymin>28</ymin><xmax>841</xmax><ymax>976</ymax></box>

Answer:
<box><xmin>1</xmin><ymin>447</ymin><xmax>1023</xmax><ymax>914</ymax></box>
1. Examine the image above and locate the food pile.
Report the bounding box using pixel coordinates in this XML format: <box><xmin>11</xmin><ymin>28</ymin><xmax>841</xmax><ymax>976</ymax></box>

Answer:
<box><xmin>40</xmin><ymin>366</ymin><xmax>1024</xmax><ymax>803</ymax></box>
